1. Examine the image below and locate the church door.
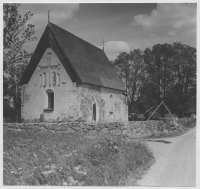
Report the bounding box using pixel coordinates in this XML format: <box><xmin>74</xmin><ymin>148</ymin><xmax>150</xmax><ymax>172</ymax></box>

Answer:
<box><xmin>93</xmin><ymin>103</ymin><xmax>96</xmax><ymax>121</ymax></box>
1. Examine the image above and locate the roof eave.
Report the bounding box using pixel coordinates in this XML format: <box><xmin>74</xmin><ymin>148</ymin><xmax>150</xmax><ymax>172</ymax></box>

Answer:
<box><xmin>80</xmin><ymin>82</ymin><xmax>125</xmax><ymax>92</ymax></box>
<box><xmin>48</xmin><ymin>22</ymin><xmax>83</xmax><ymax>83</ymax></box>
<box><xmin>19</xmin><ymin>25</ymin><xmax>50</xmax><ymax>85</ymax></box>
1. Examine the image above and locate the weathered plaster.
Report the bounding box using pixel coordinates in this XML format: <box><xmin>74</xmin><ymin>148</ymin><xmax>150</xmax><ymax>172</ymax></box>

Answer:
<box><xmin>21</xmin><ymin>47</ymin><xmax>128</xmax><ymax>123</ymax></box>
<box><xmin>77</xmin><ymin>83</ymin><xmax>128</xmax><ymax>122</ymax></box>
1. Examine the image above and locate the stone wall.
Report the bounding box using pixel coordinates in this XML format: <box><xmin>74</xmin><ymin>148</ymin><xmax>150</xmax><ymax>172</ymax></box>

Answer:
<box><xmin>127</xmin><ymin>119</ymin><xmax>183</xmax><ymax>138</ymax></box>
<box><xmin>127</xmin><ymin>121</ymin><xmax>166</xmax><ymax>138</ymax></box>
<box><xmin>3</xmin><ymin>122</ymin><xmax>126</xmax><ymax>136</ymax></box>
<box><xmin>3</xmin><ymin>120</ymin><xmax>181</xmax><ymax>138</ymax></box>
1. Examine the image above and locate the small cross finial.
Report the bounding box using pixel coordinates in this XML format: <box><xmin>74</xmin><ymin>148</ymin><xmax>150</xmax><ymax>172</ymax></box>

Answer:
<box><xmin>101</xmin><ymin>38</ymin><xmax>106</xmax><ymax>51</ymax></box>
<box><xmin>48</xmin><ymin>10</ymin><xmax>50</xmax><ymax>23</ymax></box>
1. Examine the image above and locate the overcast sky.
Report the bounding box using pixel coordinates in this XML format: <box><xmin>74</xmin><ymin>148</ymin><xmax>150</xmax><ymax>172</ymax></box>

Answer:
<box><xmin>19</xmin><ymin>3</ymin><xmax>197</xmax><ymax>60</ymax></box>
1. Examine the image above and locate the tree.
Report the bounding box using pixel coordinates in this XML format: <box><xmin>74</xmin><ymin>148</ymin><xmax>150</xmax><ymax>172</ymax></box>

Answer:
<box><xmin>142</xmin><ymin>42</ymin><xmax>196</xmax><ymax>117</ymax></box>
<box><xmin>113</xmin><ymin>49</ymin><xmax>145</xmax><ymax>115</ymax></box>
<box><xmin>112</xmin><ymin>42</ymin><xmax>196</xmax><ymax>118</ymax></box>
<box><xmin>3</xmin><ymin>3</ymin><xmax>36</xmax><ymax>122</ymax></box>
<box><xmin>168</xmin><ymin>42</ymin><xmax>196</xmax><ymax>116</ymax></box>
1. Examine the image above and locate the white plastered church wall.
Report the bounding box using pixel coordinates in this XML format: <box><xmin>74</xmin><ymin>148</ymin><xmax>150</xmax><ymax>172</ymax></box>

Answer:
<box><xmin>21</xmin><ymin>47</ymin><xmax>128</xmax><ymax>122</ymax></box>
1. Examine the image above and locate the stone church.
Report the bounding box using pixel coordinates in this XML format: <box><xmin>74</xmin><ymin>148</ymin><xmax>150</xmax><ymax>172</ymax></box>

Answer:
<box><xmin>20</xmin><ymin>22</ymin><xmax>128</xmax><ymax>123</ymax></box>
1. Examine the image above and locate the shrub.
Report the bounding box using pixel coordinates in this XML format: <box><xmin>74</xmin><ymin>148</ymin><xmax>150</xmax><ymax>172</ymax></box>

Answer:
<box><xmin>177</xmin><ymin>117</ymin><xmax>196</xmax><ymax>128</ymax></box>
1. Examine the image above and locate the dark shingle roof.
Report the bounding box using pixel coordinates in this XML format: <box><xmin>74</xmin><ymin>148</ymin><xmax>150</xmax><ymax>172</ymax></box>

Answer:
<box><xmin>21</xmin><ymin>22</ymin><xmax>125</xmax><ymax>91</ymax></box>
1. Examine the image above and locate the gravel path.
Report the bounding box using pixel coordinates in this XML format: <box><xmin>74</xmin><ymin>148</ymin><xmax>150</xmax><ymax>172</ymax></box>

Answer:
<box><xmin>137</xmin><ymin>128</ymin><xmax>196</xmax><ymax>186</ymax></box>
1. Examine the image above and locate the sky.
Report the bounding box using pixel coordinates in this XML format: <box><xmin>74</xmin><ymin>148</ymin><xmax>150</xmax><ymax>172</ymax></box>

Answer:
<box><xmin>18</xmin><ymin>3</ymin><xmax>197</xmax><ymax>60</ymax></box>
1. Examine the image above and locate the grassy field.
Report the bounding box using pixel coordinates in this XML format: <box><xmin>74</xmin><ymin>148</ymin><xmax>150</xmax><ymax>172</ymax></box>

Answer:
<box><xmin>3</xmin><ymin>129</ymin><xmax>154</xmax><ymax>186</ymax></box>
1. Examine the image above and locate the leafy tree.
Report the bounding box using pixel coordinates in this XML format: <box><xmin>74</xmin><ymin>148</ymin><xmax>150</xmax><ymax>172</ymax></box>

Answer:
<box><xmin>142</xmin><ymin>42</ymin><xmax>196</xmax><ymax>117</ymax></box>
<box><xmin>113</xmin><ymin>49</ymin><xmax>145</xmax><ymax>115</ymax></box>
<box><xmin>168</xmin><ymin>42</ymin><xmax>196</xmax><ymax>116</ymax></box>
<box><xmin>3</xmin><ymin>3</ymin><xmax>36</xmax><ymax>122</ymax></box>
<box><xmin>113</xmin><ymin>42</ymin><xmax>196</xmax><ymax>118</ymax></box>
<box><xmin>143</xmin><ymin>44</ymin><xmax>175</xmax><ymax>103</ymax></box>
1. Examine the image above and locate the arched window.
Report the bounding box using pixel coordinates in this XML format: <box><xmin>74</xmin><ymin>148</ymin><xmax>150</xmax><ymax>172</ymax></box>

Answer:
<box><xmin>57</xmin><ymin>73</ymin><xmax>60</xmax><ymax>86</ymax></box>
<box><xmin>53</xmin><ymin>72</ymin><xmax>56</xmax><ymax>86</ymax></box>
<box><xmin>43</xmin><ymin>72</ymin><xmax>46</xmax><ymax>87</ymax></box>
<box><xmin>93</xmin><ymin>103</ymin><xmax>96</xmax><ymax>121</ymax></box>
<box><xmin>39</xmin><ymin>74</ymin><xmax>42</xmax><ymax>87</ymax></box>
<box><xmin>45</xmin><ymin>89</ymin><xmax>54</xmax><ymax>110</ymax></box>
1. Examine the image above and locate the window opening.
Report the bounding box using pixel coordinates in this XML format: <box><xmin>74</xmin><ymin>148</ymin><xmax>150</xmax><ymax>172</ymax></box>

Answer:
<box><xmin>39</xmin><ymin>74</ymin><xmax>42</xmax><ymax>87</ymax></box>
<box><xmin>57</xmin><ymin>73</ymin><xmax>60</xmax><ymax>86</ymax></box>
<box><xmin>43</xmin><ymin>72</ymin><xmax>46</xmax><ymax>87</ymax></box>
<box><xmin>44</xmin><ymin>89</ymin><xmax>54</xmax><ymax>111</ymax></box>
<box><xmin>53</xmin><ymin>72</ymin><xmax>56</xmax><ymax>86</ymax></box>
<box><xmin>93</xmin><ymin>103</ymin><xmax>96</xmax><ymax>121</ymax></box>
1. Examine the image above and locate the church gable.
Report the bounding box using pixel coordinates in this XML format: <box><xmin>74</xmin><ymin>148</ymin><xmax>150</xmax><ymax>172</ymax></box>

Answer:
<box><xmin>21</xmin><ymin>47</ymin><xmax>79</xmax><ymax>121</ymax></box>
<box><xmin>20</xmin><ymin>26</ymin><xmax>78</xmax><ymax>85</ymax></box>
<box><xmin>20</xmin><ymin>22</ymin><xmax>125</xmax><ymax>91</ymax></box>
<box><xmin>28</xmin><ymin>47</ymin><xmax>73</xmax><ymax>88</ymax></box>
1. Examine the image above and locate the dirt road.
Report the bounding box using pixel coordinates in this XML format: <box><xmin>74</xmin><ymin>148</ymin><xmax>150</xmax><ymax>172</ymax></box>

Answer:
<box><xmin>137</xmin><ymin>128</ymin><xmax>196</xmax><ymax>186</ymax></box>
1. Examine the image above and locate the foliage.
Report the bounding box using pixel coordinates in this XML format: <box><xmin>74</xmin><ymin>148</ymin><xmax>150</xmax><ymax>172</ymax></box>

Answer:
<box><xmin>3</xmin><ymin>130</ymin><xmax>153</xmax><ymax>186</ymax></box>
<box><xmin>3</xmin><ymin>3</ymin><xmax>36</xmax><ymax>121</ymax></box>
<box><xmin>167</xmin><ymin>43</ymin><xmax>196</xmax><ymax>116</ymax></box>
<box><xmin>113</xmin><ymin>42</ymin><xmax>196</xmax><ymax>118</ymax></box>
<box><xmin>177</xmin><ymin>117</ymin><xmax>196</xmax><ymax>128</ymax></box>
<box><xmin>113</xmin><ymin>49</ymin><xmax>146</xmax><ymax>114</ymax></box>
<box><xmin>3</xmin><ymin>100</ymin><xmax>16</xmax><ymax>122</ymax></box>
<box><xmin>142</xmin><ymin>42</ymin><xmax>196</xmax><ymax>117</ymax></box>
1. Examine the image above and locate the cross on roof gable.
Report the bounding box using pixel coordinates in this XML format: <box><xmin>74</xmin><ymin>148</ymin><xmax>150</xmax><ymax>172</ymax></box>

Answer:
<box><xmin>20</xmin><ymin>22</ymin><xmax>125</xmax><ymax>91</ymax></box>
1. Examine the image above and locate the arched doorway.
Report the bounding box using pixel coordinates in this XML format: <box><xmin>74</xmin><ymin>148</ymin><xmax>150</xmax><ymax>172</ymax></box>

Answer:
<box><xmin>91</xmin><ymin>101</ymin><xmax>99</xmax><ymax>123</ymax></box>
<box><xmin>93</xmin><ymin>103</ymin><xmax>96</xmax><ymax>121</ymax></box>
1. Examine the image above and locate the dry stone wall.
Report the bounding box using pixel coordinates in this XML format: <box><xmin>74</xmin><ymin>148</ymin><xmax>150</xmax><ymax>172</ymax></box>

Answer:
<box><xmin>127</xmin><ymin>120</ymin><xmax>183</xmax><ymax>138</ymax></box>
<box><xmin>3</xmin><ymin>120</ymin><xmax>182</xmax><ymax>138</ymax></box>
<box><xmin>3</xmin><ymin>122</ymin><xmax>126</xmax><ymax>136</ymax></box>
<box><xmin>127</xmin><ymin>121</ymin><xmax>166</xmax><ymax>138</ymax></box>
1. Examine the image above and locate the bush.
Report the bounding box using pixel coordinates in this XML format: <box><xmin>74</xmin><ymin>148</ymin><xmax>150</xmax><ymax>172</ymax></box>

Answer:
<box><xmin>177</xmin><ymin>117</ymin><xmax>196</xmax><ymax>128</ymax></box>
<box><xmin>3</xmin><ymin>101</ymin><xmax>16</xmax><ymax>122</ymax></box>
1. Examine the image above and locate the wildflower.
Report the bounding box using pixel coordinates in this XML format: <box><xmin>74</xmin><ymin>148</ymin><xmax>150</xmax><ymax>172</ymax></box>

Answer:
<box><xmin>74</xmin><ymin>166</ymin><xmax>87</xmax><ymax>175</ymax></box>
<box><xmin>62</xmin><ymin>182</ymin><xmax>68</xmax><ymax>185</ymax></box>
<box><xmin>44</xmin><ymin>165</ymin><xmax>50</xmax><ymax>170</ymax></box>
<box><xmin>79</xmin><ymin>181</ymin><xmax>84</xmax><ymax>186</ymax></box>
<box><xmin>59</xmin><ymin>167</ymin><xmax>63</xmax><ymax>171</ymax></box>
<box><xmin>74</xmin><ymin>165</ymin><xmax>81</xmax><ymax>171</ymax></box>
<box><xmin>50</xmin><ymin>164</ymin><xmax>56</xmax><ymax>169</ymax></box>
<box><xmin>72</xmin><ymin>150</ymin><xmax>78</xmax><ymax>155</ymax></box>
<box><xmin>42</xmin><ymin>170</ymin><xmax>55</xmax><ymax>175</ymax></box>
<box><xmin>68</xmin><ymin>176</ymin><xmax>78</xmax><ymax>185</ymax></box>
<box><xmin>63</xmin><ymin>153</ymin><xmax>72</xmax><ymax>157</ymax></box>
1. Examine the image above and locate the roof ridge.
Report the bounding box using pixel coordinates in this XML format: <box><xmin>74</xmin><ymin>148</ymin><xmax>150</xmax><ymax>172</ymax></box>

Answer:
<box><xmin>49</xmin><ymin>22</ymin><xmax>104</xmax><ymax>53</ymax></box>
<box><xmin>20</xmin><ymin>21</ymin><xmax>125</xmax><ymax>91</ymax></box>
<box><xmin>48</xmin><ymin>22</ymin><xmax>82</xmax><ymax>83</ymax></box>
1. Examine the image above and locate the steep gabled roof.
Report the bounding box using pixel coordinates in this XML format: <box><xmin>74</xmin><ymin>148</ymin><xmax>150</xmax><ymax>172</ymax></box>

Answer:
<box><xmin>20</xmin><ymin>22</ymin><xmax>125</xmax><ymax>91</ymax></box>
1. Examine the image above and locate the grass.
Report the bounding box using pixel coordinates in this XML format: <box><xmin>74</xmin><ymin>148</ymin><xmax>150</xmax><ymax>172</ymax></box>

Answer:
<box><xmin>3</xmin><ymin>128</ymin><xmax>154</xmax><ymax>186</ymax></box>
